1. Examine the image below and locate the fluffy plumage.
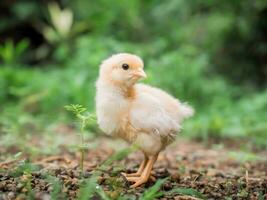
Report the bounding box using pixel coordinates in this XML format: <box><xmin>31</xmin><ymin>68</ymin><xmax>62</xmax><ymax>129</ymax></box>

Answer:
<box><xmin>96</xmin><ymin>53</ymin><xmax>193</xmax><ymax>187</ymax></box>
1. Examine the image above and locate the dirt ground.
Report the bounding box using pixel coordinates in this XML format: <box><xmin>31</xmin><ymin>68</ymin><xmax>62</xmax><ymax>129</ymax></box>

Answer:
<box><xmin>0</xmin><ymin>136</ymin><xmax>266</xmax><ymax>200</ymax></box>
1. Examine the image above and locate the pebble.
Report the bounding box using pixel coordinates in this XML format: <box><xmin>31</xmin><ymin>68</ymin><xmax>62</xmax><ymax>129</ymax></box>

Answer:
<box><xmin>73</xmin><ymin>170</ymin><xmax>80</xmax><ymax>178</ymax></box>
<box><xmin>170</xmin><ymin>173</ymin><xmax>180</xmax><ymax>183</ymax></box>
<box><xmin>0</xmin><ymin>183</ymin><xmax>4</xmax><ymax>190</ymax></box>
<box><xmin>21</xmin><ymin>187</ymin><xmax>28</xmax><ymax>193</ymax></box>
<box><xmin>47</xmin><ymin>186</ymin><xmax>53</xmax><ymax>192</ymax></box>
<box><xmin>155</xmin><ymin>168</ymin><xmax>170</xmax><ymax>178</ymax></box>
<box><xmin>83</xmin><ymin>171</ymin><xmax>91</xmax><ymax>178</ymax></box>
<box><xmin>7</xmin><ymin>192</ymin><xmax>15</xmax><ymax>199</ymax></box>
<box><xmin>162</xmin><ymin>182</ymin><xmax>173</xmax><ymax>190</ymax></box>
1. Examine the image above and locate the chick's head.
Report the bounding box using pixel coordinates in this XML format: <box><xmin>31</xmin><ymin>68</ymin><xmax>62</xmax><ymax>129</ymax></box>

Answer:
<box><xmin>100</xmin><ymin>53</ymin><xmax>146</xmax><ymax>87</ymax></box>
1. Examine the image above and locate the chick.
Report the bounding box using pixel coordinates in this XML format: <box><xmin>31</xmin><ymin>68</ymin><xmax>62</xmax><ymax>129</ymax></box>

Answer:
<box><xmin>96</xmin><ymin>53</ymin><xmax>194</xmax><ymax>187</ymax></box>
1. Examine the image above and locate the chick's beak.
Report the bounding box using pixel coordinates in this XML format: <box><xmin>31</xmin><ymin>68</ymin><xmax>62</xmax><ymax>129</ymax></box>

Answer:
<box><xmin>133</xmin><ymin>68</ymin><xmax>147</xmax><ymax>79</ymax></box>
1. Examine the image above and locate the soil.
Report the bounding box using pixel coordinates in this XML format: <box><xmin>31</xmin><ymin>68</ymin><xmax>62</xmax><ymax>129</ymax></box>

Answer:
<box><xmin>0</xmin><ymin>137</ymin><xmax>266</xmax><ymax>200</ymax></box>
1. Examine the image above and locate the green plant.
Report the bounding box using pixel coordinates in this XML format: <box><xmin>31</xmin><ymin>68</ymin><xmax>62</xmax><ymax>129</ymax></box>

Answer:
<box><xmin>168</xmin><ymin>187</ymin><xmax>206</xmax><ymax>199</ymax></box>
<box><xmin>140</xmin><ymin>178</ymin><xmax>166</xmax><ymax>200</ymax></box>
<box><xmin>64</xmin><ymin>104</ymin><xmax>95</xmax><ymax>172</ymax></box>
<box><xmin>0</xmin><ymin>39</ymin><xmax>29</xmax><ymax>65</ymax></box>
<box><xmin>77</xmin><ymin>147</ymin><xmax>133</xmax><ymax>200</ymax></box>
<box><xmin>9</xmin><ymin>160</ymin><xmax>40</xmax><ymax>177</ymax></box>
<box><xmin>22</xmin><ymin>173</ymin><xmax>35</xmax><ymax>200</ymax></box>
<box><xmin>228</xmin><ymin>151</ymin><xmax>260</xmax><ymax>163</ymax></box>
<box><xmin>45</xmin><ymin>175</ymin><xmax>65</xmax><ymax>200</ymax></box>
<box><xmin>78</xmin><ymin>176</ymin><xmax>111</xmax><ymax>200</ymax></box>
<box><xmin>44</xmin><ymin>2</ymin><xmax>73</xmax><ymax>42</ymax></box>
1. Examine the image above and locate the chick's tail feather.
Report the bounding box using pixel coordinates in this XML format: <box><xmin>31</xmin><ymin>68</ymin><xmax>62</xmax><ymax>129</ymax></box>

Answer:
<box><xmin>179</xmin><ymin>103</ymin><xmax>194</xmax><ymax>119</ymax></box>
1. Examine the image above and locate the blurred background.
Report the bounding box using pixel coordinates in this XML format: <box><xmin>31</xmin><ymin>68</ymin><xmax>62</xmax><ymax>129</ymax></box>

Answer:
<box><xmin>0</xmin><ymin>0</ymin><xmax>267</xmax><ymax>152</ymax></box>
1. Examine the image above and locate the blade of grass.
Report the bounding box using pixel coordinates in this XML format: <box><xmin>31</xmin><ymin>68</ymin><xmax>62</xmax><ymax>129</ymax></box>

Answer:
<box><xmin>9</xmin><ymin>161</ymin><xmax>40</xmax><ymax>177</ymax></box>
<box><xmin>77</xmin><ymin>176</ymin><xmax>98</xmax><ymax>200</ymax></box>
<box><xmin>26</xmin><ymin>175</ymin><xmax>34</xmax><ymax>200</ymax></box>
<box><xmin>77</xmin><ymin>175</ymin><xmax>111</xmax><ymax>200</ymax></box>
<box><xmin>139</xmin><ymin>178</ymin><xmax>167</xmax><ymax>200</ymax></box>
<box><xmin>78</xmin><ymin>147</ymin><xmax>134</xmax><ymax>200</ymax></box>
<box><xmin>167</xmin><ymin>188</ymin><xmax>206</xmax><ymax>200</ymax></box>
<box><xmin>96</xmin><ymin>187</ymin><xmax>111</xmax><ymax>200</ymax></box>
<box><xmin>45</xmin><ymin>175</ymin><xmax>65</xmax><ymax>200</ymax></box>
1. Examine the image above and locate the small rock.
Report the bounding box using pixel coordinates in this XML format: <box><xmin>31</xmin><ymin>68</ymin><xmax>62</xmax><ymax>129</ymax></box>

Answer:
<box><xmin>108</xmin><ymin>191</ymin><xmax>119</xmax><ymax>199</ymax></box>
<box><xmin>163</xmin><ymin>182</ymin><xmax>173</xmax><ymax>190</ymax></box>
<box><xmin>41</xmin><ymin>193</ymin><xmax>51</xmax><ymax>200</ymax></box>
<box><xmin>82</xmin><ymin>171</ymin><xmax>91</xmax><ymax>178</ymax></box>
<box><xmin>97</xmin><ymin>176</ymin><xmax>105</xmax><ymax>184</ymax></box>
<box><xmin>73</xmin><ymin>170</ymin><xmax>80</xmax><ymax>178</ymax></box>
<box><xmin>155</xmin><ymin>168</ymin><xmax>170</xmax><ymax>178</ymax></box>
<box><xmin>170</xmin><ymin>174</ymin><xmax>180</xmax><ymax>183</ymax></box>
<box><xmin>7</xmin><ymin>192</ymin><xmax>15</xmax><ymax>199</ymax></box>
<box><xmin>16</xmin><ymin>193</ymin><xmax>27</xmax><ymax>200</ymax></box>
<box><xmin>47</xmin><ymin>186</ymin><xmax>53</xmax><ymax>192</ymax></box>
<box><xmin>21</xmin><ymin>187</ymin><xmax>28</xmax><ymax>193</ymax></box>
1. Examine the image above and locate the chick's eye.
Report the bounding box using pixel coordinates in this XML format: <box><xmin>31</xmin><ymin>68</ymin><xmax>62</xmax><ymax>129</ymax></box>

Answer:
<box><xmin>122</xmin><ymin>63</ymin><xmax>129</xmax><ymax>70</ymax></box>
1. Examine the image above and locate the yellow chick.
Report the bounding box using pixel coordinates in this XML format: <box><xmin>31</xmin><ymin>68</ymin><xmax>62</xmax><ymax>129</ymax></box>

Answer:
<box><xmin>96</xmin><ymin>53</ymin><xmax>194</xmax><ymax>187</ymax></box>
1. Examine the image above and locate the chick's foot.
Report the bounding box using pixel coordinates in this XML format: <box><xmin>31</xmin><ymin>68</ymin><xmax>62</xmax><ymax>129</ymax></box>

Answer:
<box><xmin>129</xmin><ymin>155</ymin><xmax>158</xmax><ymax>188</ymax></box>
<box><xmin>121</xmin><ymin>172</ymin><xmax>141</xmax><ymax>177</ymax></box>
<box><xmin>121</xmin><ymin>156</ymin><xmax>148</xmax><ymax>178</ymax></box>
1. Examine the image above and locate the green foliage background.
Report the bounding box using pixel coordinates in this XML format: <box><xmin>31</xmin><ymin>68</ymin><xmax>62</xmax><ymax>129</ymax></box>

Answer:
<box><xmin>0</xmin><ymin>0</ymin><xmax>267</xmax><ymax>148</ymax></box>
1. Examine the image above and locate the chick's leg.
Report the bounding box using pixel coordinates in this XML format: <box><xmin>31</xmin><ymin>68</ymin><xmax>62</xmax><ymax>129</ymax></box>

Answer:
<box><xmin>129</xmin><ymin>154</ymin><xmax>158</xmax><ymax>188</ymax></box>
<box><xmin>122</xmin><ymin>154</ymin><xmax>148</xmax><ymax>178</ymax></box>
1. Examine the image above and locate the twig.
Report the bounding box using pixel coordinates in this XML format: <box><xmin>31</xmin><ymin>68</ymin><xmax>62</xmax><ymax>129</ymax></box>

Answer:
<box><xmin>0</xmin><ymin>158</ymin><xmax>20</xmax><ymax>168</ymax></box>
<box><xmin>245</xmin><ymin>170</ymin><xmax>249</xmax><ymax>190</ymax></box>
<box><xmin>34</xmin><ymin>155</ymin><xmax>71</xmax><ymax>166</ymax></box>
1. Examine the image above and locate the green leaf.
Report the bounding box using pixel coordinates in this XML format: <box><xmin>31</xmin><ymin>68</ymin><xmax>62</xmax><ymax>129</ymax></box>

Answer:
<box><xmin>168</xmin><ymin>188</ymin><xmax>206</xmax><ymax>199</ymax></box>
<box><xmin>64</xmin><ymin>104</ymin><xmax>86</xmax><ymax>115</ymax></box>
<box><xmin>77</xmin><ymin>175</ymin><xmax>109</xmax><ymax>200</ymax></box>
<box><xmin>45</xmin><ymin>175</ymin><xmax>65</xmax><ymax>200</ymax></box>
<box><xmin>14</xmin><ymin>152</ymin><xmax>22</xmax><ymax>158</ymax></box>
<box><xmin>77</xmin><ymin>178</ymin><xmax>97</xmax><ymax>200</ymax></box>
<box><xmin>140</xmin><ymin>178</ymin><xmax>166</xmax><ymax>200</ymax></box>
<box><xmin>10</xmin><ymin>161</ymin><xmax>40</xmax><ymax>177</ymax></box>
<box><xmin>15</xmin><ymin>39</ymin><xmax>29</xmax><ymax>56</ymax></box>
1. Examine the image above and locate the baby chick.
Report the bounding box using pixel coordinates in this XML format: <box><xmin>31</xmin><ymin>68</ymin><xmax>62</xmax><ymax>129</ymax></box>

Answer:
<box><xmin>96</xmin><ymin>53</ymin><xmax>194</xmax><ymax>187</ymax></box>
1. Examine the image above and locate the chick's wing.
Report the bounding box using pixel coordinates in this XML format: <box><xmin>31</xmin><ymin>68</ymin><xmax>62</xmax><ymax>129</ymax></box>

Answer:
<box><xmin>129</xmin><ymin>89</ymin><xmax>180</xmax><ymax>137</ymax></box>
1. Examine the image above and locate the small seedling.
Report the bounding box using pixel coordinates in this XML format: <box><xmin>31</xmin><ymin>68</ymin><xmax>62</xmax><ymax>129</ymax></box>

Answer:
<box><xmin>0</xmin><ymin>39</ymin><xmax>29</xmax><ymax>64</ymax></box>
<box><xmin>22</xmin><ymin>172</ymin><xmax>35</xmax><ymax>200</ymax></box>
<box><xmin>140</xmin><ymin>178</ymin><xmax>166</xmax><ymax>200</ymax></box>
<box><xmin>65</xmin><ymin>104</ymin><xmax>95</xmax><ymax>173</ymax></box>
<box><xmin>45</xmin><ymin>175</ymin><xmax>65</xmax><ymax>200</ymax></box>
